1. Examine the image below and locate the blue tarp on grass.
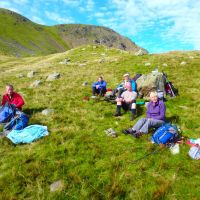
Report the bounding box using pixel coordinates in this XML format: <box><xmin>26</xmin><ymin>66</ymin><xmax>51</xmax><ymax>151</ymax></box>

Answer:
<box><xmin>7</xmin><ymin>125</ymin><xmax>49</xmax><ymax>144</ymax></box>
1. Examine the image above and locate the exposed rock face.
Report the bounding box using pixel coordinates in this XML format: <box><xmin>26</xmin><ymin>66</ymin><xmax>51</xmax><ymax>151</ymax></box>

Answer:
<box><xmin>27</xmin><ymin>71</ymin><xmax>36</xmax><ymax>78</ymax></box>
<box><xmin>30</xmin><ymin>80</ymin><xmax>41</xmax><ymax>87</ymax></box>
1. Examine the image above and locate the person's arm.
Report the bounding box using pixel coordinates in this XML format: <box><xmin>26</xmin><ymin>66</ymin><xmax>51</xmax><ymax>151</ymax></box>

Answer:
<box><xmin>146</xmin><ymin>103</ymin><xmax>151</xmax><ymax>118</ymax></box>
<box><xmin>1</xmin><ymin>95</ymin><xmax>7</xmax><ymax>106</ymax></box>
<box><xmin>92</xmin><ymin>81</ymin><xmax>98</xmax><ymax>87</ymax></box>
<box><xmin>156</xmin><ymin>102</ymin><xmax>166</xmax><ymax>120</ymax></box>
<box><xmin>100</xmin><ymin>80</ymin><xmax>106</xmax><ymax>89</ymax></box>
<box><xmin>15</xmin><ymin>94</ymin><xmax>25</xmax><ymax>109</ymax></box>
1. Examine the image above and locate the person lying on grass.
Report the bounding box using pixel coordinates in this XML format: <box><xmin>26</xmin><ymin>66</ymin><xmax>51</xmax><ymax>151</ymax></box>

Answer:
<box><xmin>114</xmin><ymin>82</ymin><xmax>137</xmax><ymax>121</ymax></box>
<box><xmin>112</xmin><ymin>73</ymin><xmax>137</xmax><ymax>98</ymax></box>
<box><xmin>1</xmin><ymin>84</ymin><xmax>25</xmax><ymax>110</ymax></box>
<box><xmin>91</xmin><ymin>76</ymin><xmax>107</xmax><ymax>97</ymax></box>
<box><xmin>122</xmin><ymin>91</ymin><xmax>166</xmax><ymax>137</ymax></box>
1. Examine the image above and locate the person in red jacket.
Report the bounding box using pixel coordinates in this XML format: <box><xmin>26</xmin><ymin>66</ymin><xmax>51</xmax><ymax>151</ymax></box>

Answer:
<box><xmin>1</xmin><ymin>84</ymin><xmax>25</xmax><ymax>110</ymax></box>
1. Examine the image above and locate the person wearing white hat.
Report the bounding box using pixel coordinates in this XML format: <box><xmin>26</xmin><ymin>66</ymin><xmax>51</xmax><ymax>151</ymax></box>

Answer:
<box><xmin>112</xmin><ymin>73</ymin><xmax>137</xmax><ymax>98</ymax></box>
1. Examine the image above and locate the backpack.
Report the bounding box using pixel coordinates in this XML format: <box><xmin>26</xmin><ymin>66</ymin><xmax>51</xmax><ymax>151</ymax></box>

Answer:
<box><xmin>4</xmin><ymin>111</ymin><xmax>29</xmax><ymax>131</ymax></box>
<box><xmin>152</xmin><ymin>123</ymin><xmax>179</xmax><ymax>145</ymax></box>
<box><xmin>0</xmin><ymin>102</ymin><xmax>16</xmax><ymax>123</ymax></box>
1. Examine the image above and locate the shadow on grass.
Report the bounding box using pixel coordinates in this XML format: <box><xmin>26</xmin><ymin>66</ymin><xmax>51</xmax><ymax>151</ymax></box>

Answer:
<box><xmin>23</xmin><ymin>107</ymin><xmax>46</xmax><ymax>115</ymax></box>
<box><xmin>166</xmin><ymin>115</ymin><xmax>180</xmax><ymax>123</ymax></box>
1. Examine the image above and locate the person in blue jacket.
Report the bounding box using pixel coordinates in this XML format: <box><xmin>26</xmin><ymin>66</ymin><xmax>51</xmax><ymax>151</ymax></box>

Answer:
<box><xmin>113</xmin><ymin>73</ymin><xmax>137</xmax><ymax>97</ymax></box>
<box><xmin>92</xmin><ymin>76</ymin><xmax>107</xmax><ymax>97</ymax></box>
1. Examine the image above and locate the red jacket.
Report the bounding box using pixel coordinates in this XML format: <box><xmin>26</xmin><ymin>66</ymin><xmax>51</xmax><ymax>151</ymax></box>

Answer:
<box><xmin>1</xmin><ymin>92</ymin><xmax>25</xmax><ymax>110</ymax></box>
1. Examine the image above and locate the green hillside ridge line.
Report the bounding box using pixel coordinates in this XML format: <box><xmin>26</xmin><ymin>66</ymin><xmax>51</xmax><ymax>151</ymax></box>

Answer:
<box><xmin>0</xmin><ymin>45</ymin><xmax>199</xmax><ymax>199</ymax></box>
<box><xmin>0</xmin><ymin>8</ymin><xmax>148</xmax><ymax>57</ymax></box>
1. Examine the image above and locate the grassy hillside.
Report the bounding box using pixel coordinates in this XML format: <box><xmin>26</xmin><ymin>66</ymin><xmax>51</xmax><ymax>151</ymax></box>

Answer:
<box><xmin>0</xmin><ymin>45</ymin><xmax>199</xmax><ymax>199</ymax></box>
<box><xmin>0</xmin><ymin>8</ymin><xmax>147</xmax><ymax>57</ymax></box>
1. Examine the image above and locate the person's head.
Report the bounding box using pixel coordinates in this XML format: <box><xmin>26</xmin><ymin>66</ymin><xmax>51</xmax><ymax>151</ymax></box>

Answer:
<box><xmin>98</xmin><ymin>76</ymin><xmax>103</xmax><ymax>82</ymax></box>
<box><xmin>126</xmin><ymin>82</ymin><xmax>132</xmax><ymax>91</ymax></box>
<box><xmin>123</xmin><ymin>73</ymin><xmax>130</xmax><ymax>81</ymax></box>
<box><xmin>150</xmin><ymin>91</ymin><xmax>158</xmax><ymax>103</ymax></box>
<box><xmin>6</xmin><ymin>84</ymin><xmax>14</xmax><ymax>96</ymax></box>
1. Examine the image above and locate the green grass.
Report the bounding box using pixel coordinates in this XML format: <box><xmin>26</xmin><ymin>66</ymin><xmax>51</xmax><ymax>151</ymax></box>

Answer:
<box><xmin>0</xmin><ymin>45</ymin><xmax>199</xmax><ymax>199</ymax></box>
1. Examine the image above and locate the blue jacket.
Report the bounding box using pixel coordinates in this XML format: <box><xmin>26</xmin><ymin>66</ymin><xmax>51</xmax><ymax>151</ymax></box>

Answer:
<box><xmin>92</xmin><ymin>80</ymin><xmax>107</xmax><ymax>90</ymax></box>
<box><xmin>117</xmin><ymin>79</ymin><xmax>137</xmax><ymax>92</ymax></box>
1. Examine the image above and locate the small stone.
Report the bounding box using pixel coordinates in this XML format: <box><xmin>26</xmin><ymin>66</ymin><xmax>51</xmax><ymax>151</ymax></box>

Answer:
<box><xmin>27</xmin><ymin>71</ymin><xmax>36</xmax><ymax>78</ymax></box>
<box><xmin>180</xmin><ymin>61</ymin><xmax>186</xmax><ymax>65</ymax></box>
<box><xmin>135</xmin><ymin>49</ymin><xmax>146</xmax><ymax>56</ymax></box>
<box><xmin>59</xmin><ymin>58</ymin><xmax>70</xmax><ymax>64</ymax></box>
<box><xmin>162</xmin><ymin>63</ymin><xmax>168</xmax><ymax>67</ymax></box>
<box><xmin>79</xmin><ymin>63</ymin><xmax>86</xmax><ymax>67</ymax></box>
<box><xmin>16</xmin><ymin>74</ymin><xmax>24</xmax><ymax>78</ymax></box>
<box><xmin>99</xmin><ymin>58</ymin><xmax>105</xmax><ymax>63</ymax></box>
<box><xmin>93</xmin><ymin>46</ymin><xmax>97</xmax><ymax>49</ymax></box>
<box><xmin>144</xmin><ymin>62</ymin><xmax>151</xmax><ymax>66</ymax></box>
<box><xmin>30</xmin><ymin>80</ymin><xmax>42</xmax><ymax>88</ymax></box>
<box><xmin>82</xmin><ymin>82</ymin><xmax>88</xmax><ymax>86</ymax></box>
<box><xmin>42</xmin><ymin>108</ymin><xmax>54</xmax><ymax>115</ymax></box>
<box><xmin>50</xmin><ymin>180</ymin><xmax>64</xmax><ymax>192</ymax></box>
<box><xmin>46</xmin><ymin>73</ymin><xmax>60</xmax><ymax>81</ymax></box>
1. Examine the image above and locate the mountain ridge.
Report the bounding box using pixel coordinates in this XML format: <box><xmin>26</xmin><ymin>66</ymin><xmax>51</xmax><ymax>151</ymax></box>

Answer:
<box><xmin>0</xmin><ymin>8</ymin><xmax>148</xmax><ymax>57</ymax></box>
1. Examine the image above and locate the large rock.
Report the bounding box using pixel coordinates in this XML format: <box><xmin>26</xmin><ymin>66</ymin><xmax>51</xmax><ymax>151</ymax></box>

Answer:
<box><xmin>46</xmin><ymin>73</ymin><xmax>60</xmax><ymax>81</ymax></box>
<box><xmin>136</xmin><ymin>72</ymin><xmax>166</xmax><ymax>98</ymax></box>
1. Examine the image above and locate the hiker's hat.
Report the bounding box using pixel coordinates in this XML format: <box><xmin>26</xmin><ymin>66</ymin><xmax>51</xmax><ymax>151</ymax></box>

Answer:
<box><xmin>123</xmin><ymin>73</ymin><xmax>129</xmax><ymax>77</ymax></box>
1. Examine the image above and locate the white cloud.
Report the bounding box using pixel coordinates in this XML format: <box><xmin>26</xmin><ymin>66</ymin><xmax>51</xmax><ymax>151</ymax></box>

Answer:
<box><xmin>31</xmin><ymin>16</ymin><xmax>45</xmax><ymax>25</ymax></box>
<box><xmin>95</xmin><ymin>0</ymin><xmax>200</xmax><ymax>50</ymax></box>
<box><xmin>62</xmin><ymin>0</ymin><xmax>81</xmax><ymax>7</ymax></box>
<box><xmin>45</xmin><ymin>11</ymin><xmax>74</xmax><ymax>24</ymax></box>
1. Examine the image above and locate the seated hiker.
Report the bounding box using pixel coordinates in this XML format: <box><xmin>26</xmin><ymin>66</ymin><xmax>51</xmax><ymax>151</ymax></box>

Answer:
<box><xmin>114</xmin><ymin>83</ymin><xmax>137</xmax><ymax>121</ymax></box>
<box><xmin>123</xmin><ymin>91</ymin><xmax>166</xmax><ymax>137</ymax></box>
<box><xmin>92</xmin><ymin>76</ymin><xmax>107</xmax><ymax>97</ymax></box>
<box><xmin>113</xmin><ymin>73</ymin><xmax>137</xmax><ymax>97</ymax></box>
<box><xmin>1</xmin><ymin>84</ymin><xmax>25</xmax><ymax>110</ymax></box>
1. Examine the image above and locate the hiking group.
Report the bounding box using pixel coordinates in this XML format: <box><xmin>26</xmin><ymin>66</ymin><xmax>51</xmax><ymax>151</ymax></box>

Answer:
<box><xmin>91</xmin><ymin>73</ymin><xmax>172</xmax><ymax>139</ymax></box>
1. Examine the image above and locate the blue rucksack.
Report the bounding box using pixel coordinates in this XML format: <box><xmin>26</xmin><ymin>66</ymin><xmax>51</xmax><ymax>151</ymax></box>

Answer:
<box><xmin>0</xmin><ymin>102</ymin><xmax>16</xmax><ymax>123</ymax></box>
<box><xmin>152</xmin><ymin>123</ymin><xmax>179</xmax><ymax>145</ymax></box>
<box><xmin>4</xmin><ymin>111</ymin><xmax>29</xmax><ymax>131</ymax></box>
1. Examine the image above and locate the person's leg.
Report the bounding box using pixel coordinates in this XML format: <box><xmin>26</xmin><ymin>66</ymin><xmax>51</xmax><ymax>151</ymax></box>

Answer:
<box><xmin>114</xmin><ymin>98</ymin><xmax>122</xmax><ymax>116</ymax></box>
<box><xmin>99</xmin><ymin>88</ymin><xmax>106</xmax><ymax>96</ymax></box>
<box><xmin>117</xmin><ymin>88</ymin><xmax>126</xmax><ymax>97</ymax></box>
<box><xmin>122</xmin><ymin>118</ymin><xmax>146</xmax><ymax>135</ymax></box>
<box><xmin>139</xmin><ymin>119</ymin><xmax>165</xmax><ymax>134</ymax></box>
<box><xmin>132</xmin><ymin>118</ymin><xmax>147</xmax><ymax>131</ymax></box>
<box><xmin>130</xmin><ymin>100</ymin><xmax>136</xmax><ymax>121</ymax></box>
<box><xmin>92</xmin><ymin>87</ymin><xmax>96</xmax><ymax>95</ymax></box>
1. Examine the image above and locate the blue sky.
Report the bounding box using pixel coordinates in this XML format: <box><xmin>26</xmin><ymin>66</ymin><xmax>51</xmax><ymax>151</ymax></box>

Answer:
<box><xmin>0</xmin><ymin>0</ymin><xmax>200</xmax><ymax>53</ymax></box>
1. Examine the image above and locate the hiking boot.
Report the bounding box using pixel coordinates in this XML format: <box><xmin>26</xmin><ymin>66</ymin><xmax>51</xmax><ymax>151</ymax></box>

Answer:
<box><xmin>133</xmin><ymin>131</ymin><xmax>143</xmax><ymax>138</ymax></box>
<box><xmin>114</xmin><ymin>112</ymin><xmax>121</xmax><ymax>117</ymax></box>
<box><xmin>122</xmin><ymin>128</ymin><xmax>135</xmax><ymax>135</ymax></box>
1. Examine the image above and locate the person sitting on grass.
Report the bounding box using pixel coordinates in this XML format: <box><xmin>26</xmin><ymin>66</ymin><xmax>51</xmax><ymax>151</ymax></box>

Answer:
<box><xmin>91</xmin><ymin>76</ymin><xmax>107</xmax><ymax>98</ymax></box>
<box><xmin>1</xmin><ymin>84</ymin><xmax>25</xmax><ymax>110</ymax></box>
<box><xmin>122</xmin><ymin>91</ymin><xmax>166</xmax><ymax>137</ymax></box>
<box><xmin>114</xmin><ymin>83</ymin><xmax>137</xmax><ymax>121</ymax></box>
<box><xmin>112</xmin><ymin>73</ymin><xmax>137</xmax><ymax>98</ymax></box>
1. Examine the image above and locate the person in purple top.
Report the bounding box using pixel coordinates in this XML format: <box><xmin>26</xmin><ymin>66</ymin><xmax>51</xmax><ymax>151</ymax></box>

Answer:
<box><xmin>92</xmin><ymin>76</ymin><xmax>107</xmax><ymax>97</ymax></box>
<box><xmin>123</xmin><ymin>91</ymin><xmax>166</xmax><ymax>138</ymax></box>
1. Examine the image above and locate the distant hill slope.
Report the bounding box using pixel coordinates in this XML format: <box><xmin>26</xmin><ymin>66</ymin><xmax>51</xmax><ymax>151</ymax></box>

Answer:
<box><xmin>0</xmin><ymin>8</ymin><xmax>148</xmax><ymax>57</ymax></box>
